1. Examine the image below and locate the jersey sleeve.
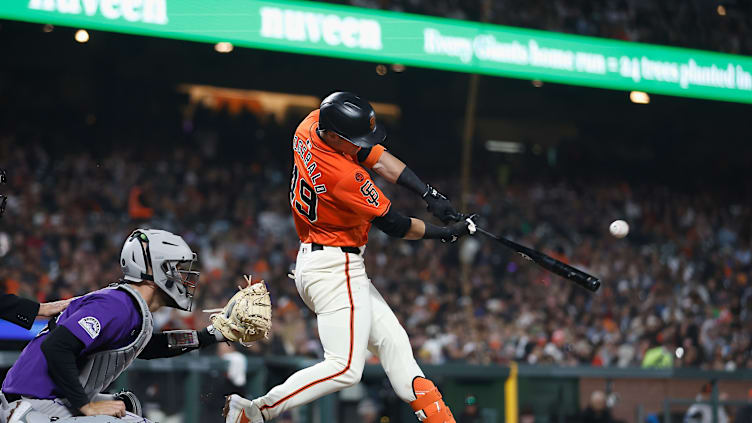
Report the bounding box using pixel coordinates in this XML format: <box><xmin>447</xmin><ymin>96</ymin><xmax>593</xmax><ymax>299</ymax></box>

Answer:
<box><xmin>59</xmin><ymin>294</ymin><xmax>137</xmax><ymax>353</ymax></box>
<box><xmin>360</xmin><ymin>144</ymin><xmax>386</xmax><ymax>168</ymax></box>
<box><xmin>333</xmin><ymin>168</ymin><xmax>391</xmax><ymax>219</ymax></box>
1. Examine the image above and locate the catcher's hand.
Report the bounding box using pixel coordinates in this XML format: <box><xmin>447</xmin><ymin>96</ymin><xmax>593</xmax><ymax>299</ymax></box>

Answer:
<box><xmin>210</xmin><ymin>275</ymin><xmax>272</xmax><ymax>346</ymax></box>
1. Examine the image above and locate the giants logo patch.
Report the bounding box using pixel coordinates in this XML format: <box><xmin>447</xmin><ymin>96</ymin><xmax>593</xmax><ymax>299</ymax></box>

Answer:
<box><xmin>359</xmin><ymin>180</ymin><xmax>380</xmax><ymax>207</ymax></box>
<box><xmin>78</xmin><ymin>316</ymin><xmax>101</xmax><ymax>339</ymax></box>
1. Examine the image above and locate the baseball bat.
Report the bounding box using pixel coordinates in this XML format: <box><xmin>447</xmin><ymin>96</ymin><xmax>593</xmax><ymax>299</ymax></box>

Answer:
<box><xmin>475</xmin><ymin>226</ymin><xmax>601</xmax><ymax>292</ymax></box>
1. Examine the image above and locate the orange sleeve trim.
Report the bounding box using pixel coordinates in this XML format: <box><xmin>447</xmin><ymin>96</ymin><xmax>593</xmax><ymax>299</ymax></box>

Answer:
<box><xmin>362</xmin><ymin>144</ymin><xmax>386</xmax><ymax>168</ymax></box>
<box><xmin>379</xmin><ymin>203</ymin><xmax>391</xmax><ymax>217</ymax></box>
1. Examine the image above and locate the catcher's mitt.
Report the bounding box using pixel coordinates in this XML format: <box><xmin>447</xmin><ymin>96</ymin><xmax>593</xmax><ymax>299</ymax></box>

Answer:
<box><xmin>210</xmin><ymin>275</ymin><xmax>272</xmax><ymax>346</ymax></box>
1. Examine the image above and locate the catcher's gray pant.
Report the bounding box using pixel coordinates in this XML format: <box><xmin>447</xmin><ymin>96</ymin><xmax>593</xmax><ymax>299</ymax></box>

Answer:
<box><xmin>252</xmin><ymin>244</ymin><xmax>425</xmax><ymax>419</ymax></box>
<box><xmin>0</xmin><ymin>393</ymin><xmax>151</xmax><ymax>423</ymax></box>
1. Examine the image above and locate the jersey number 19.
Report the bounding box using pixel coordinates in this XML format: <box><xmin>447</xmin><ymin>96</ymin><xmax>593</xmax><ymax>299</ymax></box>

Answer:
<box><xmin>290</xmin><ymin>164</ymin><xmax>318</xmax><ymax>222</ymax></box>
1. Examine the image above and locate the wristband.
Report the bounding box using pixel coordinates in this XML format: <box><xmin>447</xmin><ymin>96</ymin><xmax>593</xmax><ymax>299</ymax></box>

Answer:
<box><xmin>165</xmin><ymin>330</ymin><xmax>199</xmax><ymax>349</ymax></box>
<box><xmin>199</xmin><ymin>325</ymin><xmax>225</xmax><ymax>345</ymax></box>
<box><xmin>422</xmin><ymin>222</ymin><xmax>449</xmax><ymax>240</ymax></box>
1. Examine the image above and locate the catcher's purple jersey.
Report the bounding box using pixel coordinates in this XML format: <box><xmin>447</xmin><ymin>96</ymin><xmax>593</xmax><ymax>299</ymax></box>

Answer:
<box><xmin>2</xmin><ymin>289</ymin><xmax>142</xmax><ymax>399</ymax></box>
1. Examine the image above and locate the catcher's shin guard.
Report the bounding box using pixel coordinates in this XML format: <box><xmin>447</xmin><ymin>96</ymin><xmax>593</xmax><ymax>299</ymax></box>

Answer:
<box><xmin>410</xmin><ymin>377</ymin><xmax>456</xmax><ymax>423</ymax></box>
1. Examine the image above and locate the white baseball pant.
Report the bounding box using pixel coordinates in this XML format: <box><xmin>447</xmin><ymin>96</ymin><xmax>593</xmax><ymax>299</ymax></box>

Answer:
<box><xmin>253</xmin><ymin>243</ymin><xmax>424</xmax><ymax>419</ymax></box>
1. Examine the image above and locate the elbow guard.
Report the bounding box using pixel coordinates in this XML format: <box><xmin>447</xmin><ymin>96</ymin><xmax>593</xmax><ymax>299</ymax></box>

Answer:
<box><xmin>372</xmin><ymin>208</ymin><xmax>411</xmax><ymax>238</ymax></box>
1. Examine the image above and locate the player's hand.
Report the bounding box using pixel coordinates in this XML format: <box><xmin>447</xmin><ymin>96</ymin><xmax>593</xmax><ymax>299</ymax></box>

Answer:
<box><xmin>38</xmin><ymin>297</ymin><xmax>77</xmax><ymax>317</ymax></box>
<box><xmin>422</xmin><ymin>184</ymin><xmax>459</xmax><ymax>224</ymax></box>
<box><xmin>113</xmin><ymin>390</ymin><xmax>142</xmax><ymax>416</ymax></box>
<box><xmin>440</xmin><ymin>214</ymin><xmax>477</xmax><ymax>243</ymax></box>
<box><xmin>80</xmin><ymin>400</ymin><xmax>127</xmax><ymax>417</ymax></box>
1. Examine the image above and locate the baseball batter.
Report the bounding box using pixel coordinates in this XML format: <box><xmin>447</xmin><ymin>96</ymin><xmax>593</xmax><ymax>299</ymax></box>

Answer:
<box><xmin>225</xmin><ymin>92</ymin><xmax>477</xmax><ymax>423</ymax></box>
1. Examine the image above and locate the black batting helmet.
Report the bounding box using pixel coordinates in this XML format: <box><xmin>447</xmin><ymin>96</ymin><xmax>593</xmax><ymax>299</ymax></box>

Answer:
<box><xmin>319</xmin><ymin>92</ymin><xmax>386</xmax><ymax>148</ymax></box>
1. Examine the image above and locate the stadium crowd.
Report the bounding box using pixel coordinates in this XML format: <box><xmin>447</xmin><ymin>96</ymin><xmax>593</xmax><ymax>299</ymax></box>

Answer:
<box><xmin>321</xmin><ymin>0</ymin><xmax>752</xmax><ymax>55</ymax></box>
<box><xmin>0</xmin><ymin>109</ymin><xmax>750</xmax><ymax>373</ymax></box>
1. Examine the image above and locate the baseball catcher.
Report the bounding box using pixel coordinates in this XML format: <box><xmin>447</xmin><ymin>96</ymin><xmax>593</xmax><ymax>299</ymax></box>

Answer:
<box><xmin>0</xmin><ymin>229</ymin><xmax>270</xmax><ymax>423</ymax></box>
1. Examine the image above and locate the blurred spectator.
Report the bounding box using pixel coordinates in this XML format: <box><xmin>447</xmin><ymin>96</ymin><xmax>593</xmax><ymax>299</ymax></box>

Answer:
<box><xmin>128</xmin><ymin>183</ymin><xmax>154</xmax><ymax>221</ymax></box>
<box><xmin>580</xmin><ymin>390</ymin><xmax>617</xmax><ymax>423</ymax></box>
<box><xmin>218</xmin><ymin>342</ymin><xmax>248</xmax><ymax>390</ymax></box>
<box><xmin>684</xmin><ymin>383</ymin><xmax>730</xmax><ymax>423</ymax></box>
<box><xmin>641</xmin><ymin>338</ymin><xmax>674</xmax><ymax>369</ymax></box>
<box><xmin>458</xmin><ymin>395</ymin><xmax>481</xmax><ymax>423</ymax></box>
<box><xmin>520</xmin><ymin>407</ymin><xmax>535</xmax><ymax>423</ymax></box>
<box><xmin>734</xmin><ymin>389</ymin><xmax>752</xmax><ymax>423</ymax></box>
<box><xmin>357</xmin><ymin>398</ymin><xmax>380</xmax><ymax>423</ymax></box>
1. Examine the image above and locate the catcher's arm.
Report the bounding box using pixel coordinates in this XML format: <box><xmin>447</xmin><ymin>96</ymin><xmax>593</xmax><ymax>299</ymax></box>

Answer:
<box><xmin>208</xmin><ymin>275</ymin><xmax>272</xmax><ymax>346</ymax></box>
<box><xmin>138</xmin><ymin>326</ymin><xmax>225</xmax><ymax>360</ymax></box>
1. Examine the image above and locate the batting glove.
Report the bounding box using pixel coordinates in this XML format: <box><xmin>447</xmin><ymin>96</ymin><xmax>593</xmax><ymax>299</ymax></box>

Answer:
<box><xmin>441</xmin><ymin>214</ymin><xmax>478</xmax><ymax>243</ymax></box>
<box><xmin>423</xmin><ymin>184</ymin><xmax>460</xmax><ymax>224</ymax></box>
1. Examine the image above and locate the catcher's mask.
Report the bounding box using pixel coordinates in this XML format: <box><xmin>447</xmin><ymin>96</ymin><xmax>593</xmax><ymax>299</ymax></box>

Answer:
<box><xmin>0</xmin><ymin>168</ymin><xmax>6</xmax><ymax>219</ymax></box>
<box><xmin>121</xmin><ymin>229</ymin><xmax>200</xmax><ymax>311</ymax></box>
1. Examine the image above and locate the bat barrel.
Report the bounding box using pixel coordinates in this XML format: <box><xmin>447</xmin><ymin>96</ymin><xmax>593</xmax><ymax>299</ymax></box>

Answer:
<box><xmin>475</xmin><ymin>225</ymin><xmax>602</xmax><ymax>293</ymax></box>
<box><xmin>542</xmin><ymin>256</ymin><xmax>601</xmax><ymax>292</ymax></box>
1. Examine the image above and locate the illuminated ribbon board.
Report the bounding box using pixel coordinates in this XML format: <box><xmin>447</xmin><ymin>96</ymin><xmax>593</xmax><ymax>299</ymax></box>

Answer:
<box><xmin>2</xmin><ymin>0</ymin><xmax>752</xmax><ymax>103</ymax></box>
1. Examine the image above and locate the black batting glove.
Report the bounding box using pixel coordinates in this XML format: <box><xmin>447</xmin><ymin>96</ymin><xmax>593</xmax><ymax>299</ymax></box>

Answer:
<box><xmin>423</xmin><ymin>184</ymin><xmax>460</xmax><ymax>224</ymax></box>
<box><xmin>440</xmin><ymin>214</ymin><xmax>478</xmax><ymax>243</ymax></box>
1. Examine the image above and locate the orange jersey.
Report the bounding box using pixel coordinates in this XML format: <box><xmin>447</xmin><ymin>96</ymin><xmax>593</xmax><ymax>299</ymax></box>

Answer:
<box><xmin>290</xmin><ymin>110</ymin><xmax>390</xmax><ymax>246</ymax></box>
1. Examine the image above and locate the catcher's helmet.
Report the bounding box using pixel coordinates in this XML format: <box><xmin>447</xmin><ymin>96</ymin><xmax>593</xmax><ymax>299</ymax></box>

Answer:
<box><xmin>120</xmin><ymin>229</ymin><xmax>200</xmax><ymax>311</ymax></box>
<box><xmin>319</xmin><ymin>92</ymin><xmax>386</xmax><ymax>148</ymax></box>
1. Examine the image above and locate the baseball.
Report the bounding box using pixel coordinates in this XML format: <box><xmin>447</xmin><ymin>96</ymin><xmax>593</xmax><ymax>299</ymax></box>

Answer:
<box><xmin>609</xmin><ymin>220</ymin><xmax>629</xmax><ymax>238</ymax></box>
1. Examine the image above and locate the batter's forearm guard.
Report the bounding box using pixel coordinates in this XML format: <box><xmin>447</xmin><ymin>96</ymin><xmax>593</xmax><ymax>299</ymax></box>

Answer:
<box><xmin>396</xmin><ymin>166</ymin><xmax>428</xmax><ymax>196</ymax></box>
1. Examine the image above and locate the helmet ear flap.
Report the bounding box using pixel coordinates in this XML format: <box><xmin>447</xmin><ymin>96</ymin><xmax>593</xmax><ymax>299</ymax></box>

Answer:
<box><xmin>121</xmin><ymin>233</ymin><xmax>149</xmax><ymax>282</ymax></box>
